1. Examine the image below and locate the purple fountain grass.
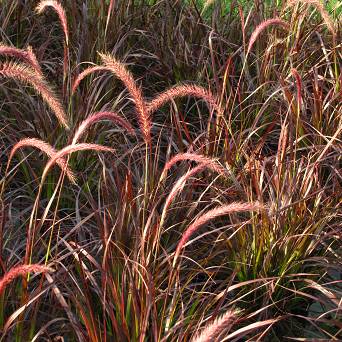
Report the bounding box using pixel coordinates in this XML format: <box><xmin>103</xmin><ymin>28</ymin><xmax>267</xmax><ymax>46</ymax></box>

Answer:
<box><xmin>36</xmin><ymin>0</ymin><xmax>69</xmax><ymax>46</ymax></box>
<box><xmin>36</xmin><ymin>0</ymin><xmax>69</xmax><ymax>97</ymax></box>
<box><xmin>72</xmin><ymin>54</ymin><xmax>151</xmax><ymax>143</ymax></box>
<box><xmin>0</xmin><ymin>264</ymin><xmax>52</xmax><ymax>294</ymax></box>
<box><xmin>147</xmin><ymin>83</ymin><xmax>221</xmax><ymax>115</ymax></box>
<box><xmin>73</xmin><ymin>58</ymin><xmax>222</xmax><ymax>145</ymax></box>
<box><xmin>72</xmin><ymin>111</ymin><xmax>135</xmax><ymax>145</ymax></box>
<box><xmin>0</xmin><ymin>2</ymin><xmax>339</xmax><ymax>339</ymax></box>
<box><xmin>27</xmin><ymin>46</ymin><xmax>43</xmax><ymax>76</ymax></box>
<box><xmin>287</xmin><ymin>0</ymin><xmax>336</xmax><ymax>37</ymax></box>
<box><xmin>72</xmin><ymin>65</ymin><xmax>107</xmax><ymax>94</ymax></box>
<box><xmin>157</xmin><ymin>159</ymin><xmax>226</xmax><ymax>269</ymax></box>
<box><xmin>0</xmin><ymin>61</ymin><xmax>69</xmax><ymax>129</ymax></box>
<box><xmin>7</xmin><ymin>138</ymin><xmax>75</xmax><ymax>182</ymax></box>
<box><xmin>191</xmin><ymin>308</ymin><xmax>239</xmax><ymax>342</ymax></box>
<box><xmin>160</xmin><ymin>164</ymin><xmax>209</xmax><ymax>228</ymax></box>
<box><xmin>173</xmin><ymin>201</ymin><xmax>265</xmax><ymax>265</ymax></box>
<box><xmin>161</xmin><ymin>157</ymin><xmax>226</xmax><ymax>222</ymax></box>
<box><xmin>0</xmin><ymin>43</ymin><xmax>43</xmax><ymax>75</ymax></box>
<box><xmin>247</xmin><ymin>18</ymin><xmax>290</xmax><ymax>53</ymax></box>
<box><xmin>99</xmin><ymin>53</ymin><xmax>150</xmax><ymax>143</ymax></box>
<box><xmin>42</xmin><ymin>143</ymin><xmax>115</xmax><ymax>181</ymax></box>
<box><xmin>162</xmin><ymin>152</ymin><xmax>226</xmax><ymax>179</ymax></box>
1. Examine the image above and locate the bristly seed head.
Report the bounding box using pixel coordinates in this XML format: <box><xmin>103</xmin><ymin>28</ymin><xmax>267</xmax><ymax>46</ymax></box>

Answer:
<box><xmin>99</xmin><ymin>53</ymin><xmax>151</xmax><ymax>143</ymax></box>
<box><xmin>147</xmin><ymin>83</ymin><xmax>221</xmax><ymax>115</ymax></box>
<box><xmin>0</xmin><ymin>43</ymin><xmax>43</xmax><ymax>76</ymax></box>
<box><xmin>0</xmin><ymin>61</ymin><xmax>69</xmax><ymax>129</ymax></box>
<box><xmin>191</xmin><ymin>308</ymin><xmax>240</xmax><ymax>342</ymax></box>
<box><xmin>8</xmin><ymin>138</ymin><xmax>75</xmax><ymax>182</ymax></box>
<box><xmin>36</xmin><ymin>0</ymin><xmax>69</xmax><ymax>46</ymax></box>
<box><xmin>42</xmin><ymin>143</ymin><xmax>115</xmax><ymax>182</ymax></box>
<box><xmin>0</xmin><ymin>264</ymin><xmax>53</xmax><ymax>294</ymax></box>
<box><xmin>72</xmin><ymin>111</ymin><xmax>135</xmax><ymax>145</ymax></box>
<box><xmin>247</xmin><ymin>18</ymin><xmax>290</xmax><ymax>53</ymax></box>
<box><xmin>174</xmin><ymin>201</ymin><xmax>266</xmax><ymax>266</ymax></box>
<box><xmin>73</xmin><ymin>54</ymin><xmax>151</xmax><ymax>144</ymax></box>
<box><xmin>162</xmin><ymin>152</ymin><xmax>225</xmax><ymax>179</ymax></box>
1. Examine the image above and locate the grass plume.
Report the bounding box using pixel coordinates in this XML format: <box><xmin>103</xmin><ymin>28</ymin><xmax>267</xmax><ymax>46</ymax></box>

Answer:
<box><xmin>191</xmin><ymin>309</ymin><xmax>239</xmax><ymax>342</ymax></box>
<box><xmin>36</xmin><ymin>0</ymin><xmax>69</xmax><ymax>45</ymax></box>
<box><xmin>7</xmin><ymin>138</ymin><xmax>75</xmax><ymax>182</ymax></box>
<box><xmin>0</xmin><ymin>43</ymin><xmax>42</xmax><ymax>75</ymax></box>
<box><xmin>99</xmin><ymin>53</ymin><xmax>150</xmax><ymax>143</ymax></box>
<box><xmin>0</xmin><ymin>61</ymin><xmax>69</xmax><ymax>129</ymax></box>
<box><xmin>0</xmin><ymin>264</ymin><xmax>52</xmax><ymax>294</ymax></box>
<box><xmin>72</xmin><ymin>66</ymin><xmax>107</xmax><ymax>94</ymax></box>
<box><xmin>162</xmin><ymin>152</ymin><xmax>225</xmax><ymax>179</ymax></box>
<box><xmin>247</xmin><ymin>18</ymin><xmax>290</xmax><ymax>53</ymax></box>
<box><xmin>147</xmin><ymin>83</ymin><xmax>221</xmax><ymax>114</ymax></box>
<box><xmin>42</xmin><ymin>143</ymin><xmax>115</xmax><ymax>181</ymax></box>
<box><xmin>72</xmin><ymin>111</ymin><xmax>135</xmax><ymax>144</ymax></box>
<box><xmin>160</xmin><ymin>163</ymin><xmax>221</xmax><ymax>229</ymax></box>
<box><xmin>174</xmin><ymin>201</ymin><xmax>265</xmax><ymax>265</ymax></box>
<box><xmin>72</xmin><ymin>54</ymin><xmax>150</xmax><ymax>143</ymax></box>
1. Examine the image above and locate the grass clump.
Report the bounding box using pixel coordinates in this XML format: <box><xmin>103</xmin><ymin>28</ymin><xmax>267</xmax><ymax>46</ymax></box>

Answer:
<box><xmin>0</xmin><ymin>0</ymin><xmax>340</xmax><ymax>340</ymax></box>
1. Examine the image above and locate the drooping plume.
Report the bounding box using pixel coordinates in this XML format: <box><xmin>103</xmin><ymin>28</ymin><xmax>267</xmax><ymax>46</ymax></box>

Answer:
<box><xmin>147</xmin><ymin>83</ymin><xmax>221</xmax><ymax>115</ymax></box>
<box><xmin>247</xmin><ymin>18</ymin><xmax>290</xmax><ymax>53</ymax></box>
<box><xmin>99</xmin><ymin>53</ymin><xmax>150</xmax><ymax>143</ymax></box>
<box><xmin>8</xmin><ymin>138</ymin><xmax>75</xmax><ymax>182</ymax></box>
<box><xmin>160</xmin><ymin>164</ymin><xmax>210</xmax><ymax>228</ymax></box>
<box><xmin>72</xmin><ymin>111</ymin><xmax>135</xmax><ymax>145</ymax></box>
<box><xmin>0</xmin><ymin>264</ymin><xmax>52</xmax><ymax>294</ymax></box>
<box><xmin>0</xmin><ymin>62</ymin><xmax>69</xmax><ymax>128</ymax></box>
<box><xmin>174</xmin><ymin>201</ymin><xmax>265</xmax><ymax>264</ymax></box>
<box><xmin>162</xmin><ymin>152</ymin><xmax>225</xmax><ymax>179</ymax></box>
<box><xmin>72</xmin><ymin>66</ymin><xmax>106</xmax><ymax>94</ymax></box>
<box><xmin>72</xmin><ymin>54</ymin><xmax>150</xmax><ymax>143</ymax></box>
<box><xmin>191</xmin><ymin>309</ymin><xmax>239</xmax><ymax>342</ymax></box>
<box><xmin>36</xmin><ymin>0</ymin><xmax>69</xmax><ymax>45</ymax></box>
<box><xmin>0</xmin><ymin>43</ymin><xmax>43</xmax><ymax>75</ymax></box>
<box><xmin>42</xmin><ymin>143</ymin><xmax>115</xmax><ymax>181</ymax></box>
